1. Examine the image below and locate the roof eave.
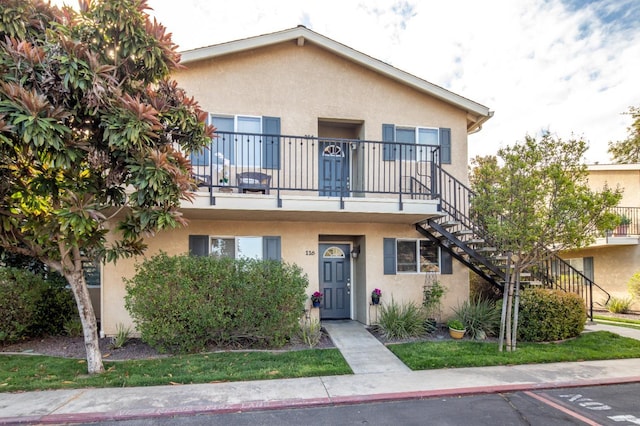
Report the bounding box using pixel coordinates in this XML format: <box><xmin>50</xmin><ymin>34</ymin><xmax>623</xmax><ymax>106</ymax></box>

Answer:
<box><xmin>181</xmin><ymin>26</ymin><xmax>493</xmax><ymax>132</ymax></box>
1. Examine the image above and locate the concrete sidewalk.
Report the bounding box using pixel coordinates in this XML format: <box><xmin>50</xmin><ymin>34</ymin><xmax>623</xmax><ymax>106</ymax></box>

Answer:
<box><xmin>0</xmin><ymin>322</ymin><xmax>639</xmax><ymax>424</ymax></box>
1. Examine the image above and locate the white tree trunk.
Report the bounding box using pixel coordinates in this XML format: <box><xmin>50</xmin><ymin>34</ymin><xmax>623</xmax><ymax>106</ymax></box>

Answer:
<box><xmin>505</xmin><ymin>275</ymin><xmax>514</xmax><ymax>352</ymax></box>
<box><xmin>498</xmin><ymin>252</ymin><xmax>512</xmax><ymax>352</ymax></box>
<box><xmin>511</xmin><ymin>271</ymin><xmax>522</xmax><ymax>351</ymax></box>
<box><xmin>65</xmin><ymin>269</ymin><xmax>104</xmax><ymax>374</ymax></box>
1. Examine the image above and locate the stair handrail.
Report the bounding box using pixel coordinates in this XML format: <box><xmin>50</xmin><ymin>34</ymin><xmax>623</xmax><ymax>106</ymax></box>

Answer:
<box><xmin>431</xmin><ymin>162</ymin><xmax>610</xmax><ymax>318</ymax></box>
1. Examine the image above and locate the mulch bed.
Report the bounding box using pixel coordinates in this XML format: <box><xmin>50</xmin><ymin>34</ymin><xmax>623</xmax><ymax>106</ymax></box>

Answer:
<box><xmin>0</xmin><ymin>329</ymin><xmax>335</xmax><ymax>360</ymax></box>
<box><xmin>3</xmin><ymin>312</ymin><xmax>637</xmax><ymax>360</ymax></box>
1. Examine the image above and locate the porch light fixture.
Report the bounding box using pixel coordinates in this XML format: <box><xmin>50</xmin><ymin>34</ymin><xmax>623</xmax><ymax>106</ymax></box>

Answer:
<box><xmin>351</xmin><ymin>245</ymin><xmax>361</xmax><ymax>259</ymax></box>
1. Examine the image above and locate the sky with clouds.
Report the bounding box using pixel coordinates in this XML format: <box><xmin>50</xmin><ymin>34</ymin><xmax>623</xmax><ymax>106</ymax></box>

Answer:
<box><xmin>55</xmin><ymin>0</ymin><xmax>640</xmax><ymax>164</ymax></box>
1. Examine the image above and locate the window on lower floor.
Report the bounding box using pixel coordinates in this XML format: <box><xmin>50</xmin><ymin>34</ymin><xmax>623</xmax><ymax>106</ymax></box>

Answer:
<box><xmin>397</xmin><ymin>239</ymin><xmax>440</xmax><ymax>273</ymax></box>
<box><xmin>83</xmin><ymin>260</ymin><xmax>101</xmax><ymax>287</ymax></box>
<box><xmin>564</xmin><ymin>256</ymin><xmax>594</xmax><ymax>281</ymax></box>
<box><xmin>189</xmin><ymin>234</ymin><xmax>281</xmax><ymax>261</ymax></box>
<box><xmin>211</xmin><ymin>236</ymin><xmax>263</xmax><ymax>259</ymax></box>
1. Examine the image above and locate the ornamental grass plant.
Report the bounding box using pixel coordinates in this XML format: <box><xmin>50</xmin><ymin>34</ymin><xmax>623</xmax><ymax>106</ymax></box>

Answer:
<box><xmin>377</xmin><ymin>298</ymin><xmax>425</xmax><ymax>339</ymax></box>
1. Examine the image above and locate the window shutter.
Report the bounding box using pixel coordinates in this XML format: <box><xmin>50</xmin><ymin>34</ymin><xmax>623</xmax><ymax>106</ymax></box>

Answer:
<box><xmin>440</xmin><ymin>249</ymin><xmax>453</xmax><ymax>274</ymax></box>
<box><xmin>583</xmin><ymin>257</ymin><xmax>594</xmax><ymax>281</ymax></box>
<box><xmin>189</xmin><ymin>235</ymin><xmax>209</xmax><ymax>256</ymax></box>
<box><xmin>383</xmin><ymin>238</ymin><xmax>396</xmax><ymax>274</ymax></box>
<box><xmin>263</xmin><ymin>236</ymin><xmax>281</xmax><ymax>261</ymax></box>
<box><xmin>439</xmin><ymin>128</ymin><xmax>451</xmax><ymax>164</ymax></box>
<box><xmin>263</xmin><ymin>116</ymin><xmax>281</xmax><ymax>169</ymax></box>
<box><xmin>382</xmin><ymin>124</ymin><xmax>396</xmax><ymax>161</ymax></box>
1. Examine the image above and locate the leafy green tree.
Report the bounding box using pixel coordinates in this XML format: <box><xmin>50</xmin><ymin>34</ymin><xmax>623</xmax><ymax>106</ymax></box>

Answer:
<box><xmin>470</xmin><ymin>133</ymin><xmax>621</xmax><ymax>351</ymax></box>
<box><xmin>0</xmin><ymin>0</ymin><xmax>212</xmax><ymax>373</ymax></box>
<box><xmin>608</xmin><ymin>106</ymin><xmax>640</xmax><ymax>163</ymax></box>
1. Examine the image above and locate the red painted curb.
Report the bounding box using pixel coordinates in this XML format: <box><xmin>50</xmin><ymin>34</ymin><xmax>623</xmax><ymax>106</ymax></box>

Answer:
<box><xmin>2</xmin><ymin>376</ymin><xmax>640</xmax><ymax>424</ymax></box>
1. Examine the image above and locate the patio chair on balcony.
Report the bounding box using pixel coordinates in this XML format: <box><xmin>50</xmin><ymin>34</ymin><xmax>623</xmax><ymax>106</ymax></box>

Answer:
<box><xmin>193</xmin><ymin>174</ymin><xmax>212</xmax><ymax>187</ymax></box>
<box><xmin>237</xmin><ymin>172</ymin><xmax>271</xmax><ymax>194</ymax></box>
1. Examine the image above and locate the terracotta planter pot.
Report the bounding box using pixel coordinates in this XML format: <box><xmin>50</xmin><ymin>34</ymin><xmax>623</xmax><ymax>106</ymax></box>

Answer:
<box><xmin>449</xmin><ymin>327</ymin><xmax>465</xmax><ymax>339</ymax></box>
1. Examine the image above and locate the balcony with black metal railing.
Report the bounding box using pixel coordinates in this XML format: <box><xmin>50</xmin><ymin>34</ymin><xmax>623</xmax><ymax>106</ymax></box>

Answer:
<box><xmin>181</xmin><ymin>131</ymin><xmax>445</xmax><ymax>224</ymax></box>
<box><xmin>591</xmin><ymin>206</ymin><xmax>640</xmax><ymax>246</ymax></box>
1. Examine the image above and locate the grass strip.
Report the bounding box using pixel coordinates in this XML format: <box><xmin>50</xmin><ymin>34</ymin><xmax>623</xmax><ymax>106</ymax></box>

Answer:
<box><xmin>0</xmin><ymin>348</ymin><xmax>350</xmax><ymax>393</ymax></box>
<box><xmin>388</xmin><ymin>331</ymin><xmax>640</xmax><ymax>370</ymax></box>
<box><xmin>594</xmin><ymin>315</ymin><xmax>640</xmax><ymax>328</ymax></box>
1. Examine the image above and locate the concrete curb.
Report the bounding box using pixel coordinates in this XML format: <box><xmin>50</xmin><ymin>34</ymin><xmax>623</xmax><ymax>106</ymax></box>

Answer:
<box><xmin>3</xmin><ymin>376</ymin><xmax>640</xmax><ymax>425</ymax></box>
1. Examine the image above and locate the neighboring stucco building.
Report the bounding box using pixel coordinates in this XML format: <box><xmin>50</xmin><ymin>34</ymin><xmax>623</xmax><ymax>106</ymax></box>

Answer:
<box><xmin>560</xmin><ymin>163</ymin><xmax>640</xmax><ymax>310</ymax></box>
<box><xmin>98</xmin><ymin>26</ymin><xmax>492</xmax><ymax>336</ymax></box>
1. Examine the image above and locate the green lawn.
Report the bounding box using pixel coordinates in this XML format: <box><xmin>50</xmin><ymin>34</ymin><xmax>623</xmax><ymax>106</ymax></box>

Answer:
<box><xmin>3</xmin><ymin>330</ymin><xmax>639</xmax><ymax>393</ymax></box>
<box><xmin>0</xmin><ymin>348</ymin><xmax>351</xmax><ymax>393</ymax></box>
<box><xmin>387</xmin><ymin>331</ymin><xmax>640</xmax><ymax>370</ymax></box>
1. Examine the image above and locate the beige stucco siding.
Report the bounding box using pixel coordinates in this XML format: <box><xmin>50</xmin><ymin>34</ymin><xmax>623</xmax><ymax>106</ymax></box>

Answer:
<box><xmin>588</xmin><ymin>168</ymin><xmax>640</xmax><ymax>207</ymax></box>
<box><xmin>560</xmin><ymin>165</ymin><xmax>640</xmax><ymax>311</ymax></box>
<box><xmin>175</xmin><ymin>41</ymin><xmax>469</xmax><ymax>183</ymax></box>
<box><xmin>99</xmin><ymin>35</ymin><xmax>479</xmax><ymax>335</ymax></box>
<box><xmin>101</xmin><ymin>220</ymin><xmax>469</xmax><ymax>336</ymax></box>
<box><xmin>562</xmin><ymin>244</ymin><xmax>640</xmax><ymax>310</ymax></box>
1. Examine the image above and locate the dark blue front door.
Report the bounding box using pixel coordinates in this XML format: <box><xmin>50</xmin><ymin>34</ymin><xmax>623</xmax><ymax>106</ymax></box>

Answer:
<box><xmin>319</xmin><ymin>244</ymin><xmax>351</xmax><ymax>319</ymax></box>
<box><xmin>319</xmin><ymin>141</ymin><xmax>349</xmax><ymax>197</ymax></box>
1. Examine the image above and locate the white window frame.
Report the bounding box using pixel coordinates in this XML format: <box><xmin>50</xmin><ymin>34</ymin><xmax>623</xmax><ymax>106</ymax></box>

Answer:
<box><xmin>395</xmin><ymin>126</ymin><xmax>440</xmax><ymax>162</ymax></box>
<box><xmin>210</xmin><ymin>114</ymin><xmax>263</xmax><ymax>167</ymax></box>
<box><xmin>396</xmin><ymin>239</ymin><xmax>441</xmax><ymax>274</ymax></box>
<box><xmin>209</xmin><ymin>236</ymin><xmax>264</xmax><ymax>260</ymax></box>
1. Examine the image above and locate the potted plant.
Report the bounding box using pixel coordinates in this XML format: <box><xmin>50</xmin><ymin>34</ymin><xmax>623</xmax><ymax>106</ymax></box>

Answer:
<box><xmin>423</xmin><ymin>280</ymin><xmax>446</xmax><ymax>332</ymax></box>
<box><xmin>371</xmin><ymin>288</ymin><xmax>382</xmax><ymax>305</ymax></box>
<box><xmin>447</xmin><ymin>319</ymin><xmax>465</xmax><ymax>339</ymax></box>
<box><xmin>310</xmin><ymin>291</ymin><xmax>323</xmax><ymax>308</ymax></box>
<box><xmin>615</xmin><ymin>214</ymin><xmax>632</xmax><ymax>236</ymax></box>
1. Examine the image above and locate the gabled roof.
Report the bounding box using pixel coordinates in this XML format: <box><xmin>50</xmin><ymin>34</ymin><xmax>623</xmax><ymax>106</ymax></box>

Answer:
<box><xmin>181</xmin><ymin>26</ymin><xmax>493</xmax><ymax>134</ymax></box>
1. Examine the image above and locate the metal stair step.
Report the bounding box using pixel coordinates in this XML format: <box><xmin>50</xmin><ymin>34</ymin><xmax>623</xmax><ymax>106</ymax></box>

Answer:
<box><xmin>467</xmin><ymin>239</ymin><xmax>485</xmax><ymax>245</ymax></box>
<box><xmin>475</xmin><ymin>247</ymin><xmax>497</xmax><ymax>253</ymax></box>
<box><xmin>439</xmin><ymin>221</ymin><xmax>460</xmax><ymax>228</ymax></box>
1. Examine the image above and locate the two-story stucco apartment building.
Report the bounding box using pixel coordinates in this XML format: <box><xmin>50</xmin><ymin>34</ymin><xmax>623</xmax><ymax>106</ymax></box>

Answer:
<box><xmin>561</xmin><ymin>163</ymin><xmax>640</xmax><ymax>311</ymax></box>
<box><xmin>98</xmin><ymin>26</ymin><xmax>492</xmax><ymax>336</ymax></box>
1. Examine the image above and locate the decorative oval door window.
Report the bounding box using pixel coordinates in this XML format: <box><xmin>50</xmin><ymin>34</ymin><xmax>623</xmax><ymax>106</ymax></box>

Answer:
<box><xmin>322</xmin><ymin>144</ymin><xmax>344</xmax><ymax>157</ymax></box>
<box><xmin>323</xmin><ymin>246</ymin><xmax>346</xmax><ymax>258</ymax></box>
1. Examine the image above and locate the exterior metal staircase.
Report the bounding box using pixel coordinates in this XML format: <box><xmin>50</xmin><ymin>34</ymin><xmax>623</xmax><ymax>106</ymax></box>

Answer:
<box><xmin>417</xmin><ymin>164</ymin><xmax>610</xmax><ymax>319</ymax></box>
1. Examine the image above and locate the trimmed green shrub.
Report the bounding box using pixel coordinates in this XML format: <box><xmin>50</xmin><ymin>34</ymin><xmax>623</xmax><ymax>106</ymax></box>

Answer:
<box><xmin>517</xmin><ymin>288</ymin><xmax>586</xmax><ymax>342</ymax></box>
<box><xmin>0</xmin><ymin>268</ymin><xmax>77</xmax><ymax>343</ymax></box>
<box><xmin>124</xmin><ymin>253</ymin><xmax>308</xmax><ymax>353</ymax></box>
<box><xmin>606</xmin><ymin>296</ymin><xmax>633</xmax><ymax>314</ymax></box>
<box><xmin>377</xmin><ymin>298</ymin><xmax>426</xmax><ymax>339</ymax></box>
<box><xmin>628</xmin><ymin>271</ymin><xmax>640</xmax><ymax>300</ymax></box>
<box><xmin>453</xmin><ymin>298</ymin><xmax>501</xmax><ymax>339</ymax></box>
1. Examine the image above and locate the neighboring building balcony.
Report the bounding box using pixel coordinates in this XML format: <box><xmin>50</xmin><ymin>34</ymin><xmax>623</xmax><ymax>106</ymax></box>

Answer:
<box><xmin>182</xmin><ymin>131</ymin><xmax>444</xmax><ymax>224</ymax></box>
<box><xmin>592</xmin><ymin>206</ymin><xmax>640</xmax><ymax>246</ymax></box>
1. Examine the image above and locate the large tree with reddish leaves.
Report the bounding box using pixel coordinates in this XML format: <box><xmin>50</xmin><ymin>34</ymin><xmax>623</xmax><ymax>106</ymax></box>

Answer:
<box><xmin>0</xmin><ymin>0</ymin><xmax>213</xmax><ymax>374</ymax></box>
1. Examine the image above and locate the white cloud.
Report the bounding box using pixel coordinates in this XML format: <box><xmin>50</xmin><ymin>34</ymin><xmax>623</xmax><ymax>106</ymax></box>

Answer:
<box><xmin>53</xmin><ymin>0</ymin><xmax>640</xmax><ymax>163</ymax></box>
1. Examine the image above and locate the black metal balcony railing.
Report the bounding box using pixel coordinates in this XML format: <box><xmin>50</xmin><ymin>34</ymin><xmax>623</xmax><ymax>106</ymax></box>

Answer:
<box><xmin>605</xmin><ymin>206</ymin><xmax>640</xmax><ymax>237</ymax></box>
<box><xmin>191</xmin><ymin>131</ymin><xmax>441</xmax><ymax>208</ymax></box>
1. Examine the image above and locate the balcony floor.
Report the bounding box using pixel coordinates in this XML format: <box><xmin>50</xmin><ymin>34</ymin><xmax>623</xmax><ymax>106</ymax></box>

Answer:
<box><xmin>180</xmin><ymin>190</ymin><xmax>441</xmax><ymax>224</ymax></box>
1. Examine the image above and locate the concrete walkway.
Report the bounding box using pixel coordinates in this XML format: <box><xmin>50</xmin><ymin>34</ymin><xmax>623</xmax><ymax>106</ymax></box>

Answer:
<box><xmin>0</xmin><ymin>321</ymin><xmax>639</xmax><ymax>424</ymax></box>
<box><xmin>322</xmin><ymin>320</ymin><xmax>411</xmax><ymax>374</ymax></box>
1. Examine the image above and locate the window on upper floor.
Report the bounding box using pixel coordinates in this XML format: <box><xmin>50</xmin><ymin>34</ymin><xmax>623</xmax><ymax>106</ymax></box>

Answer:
<box><xmin>191</xmin><ymin>114</ymin><xmax>281</xmax><ymax>169</ymax></box>
<box><xmin>383</xmin><ymin>124</ymin><xmax>451</xmax><ymax>164</ymax></box>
